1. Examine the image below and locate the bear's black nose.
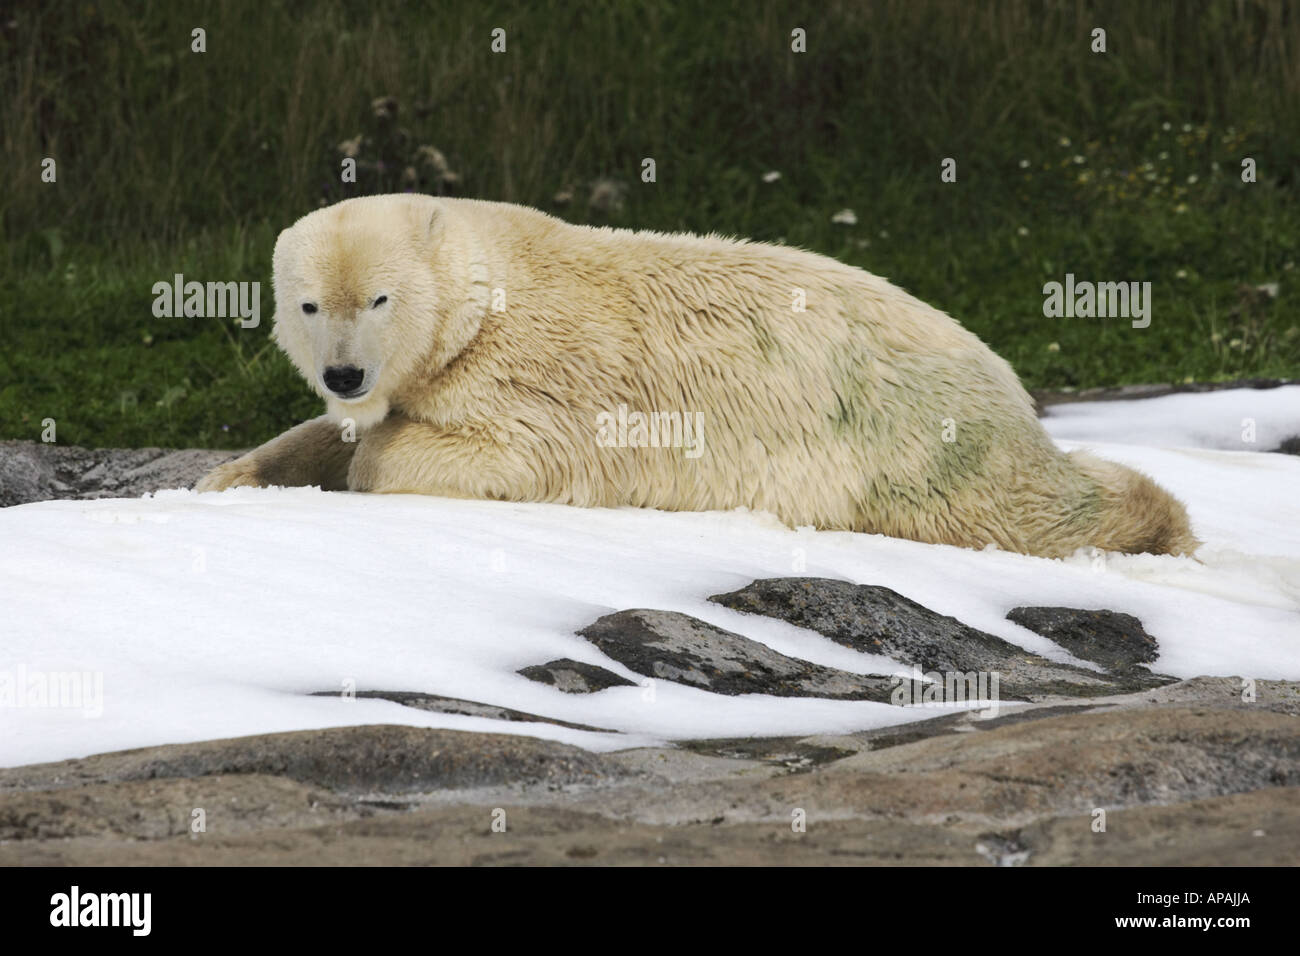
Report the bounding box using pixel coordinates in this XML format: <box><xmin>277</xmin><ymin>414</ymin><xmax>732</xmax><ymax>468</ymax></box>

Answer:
<box><xmin>323</xmin><ymin>365</ymin><xmax>366</xmax><ymax>395</ymax></box>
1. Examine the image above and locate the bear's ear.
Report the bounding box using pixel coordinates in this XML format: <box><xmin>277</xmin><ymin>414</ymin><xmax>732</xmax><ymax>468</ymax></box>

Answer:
<box><xmin>424</xmin><ymin>202</ymin><xmax>446</xmax><ymax>247</ymax></box>
<box><xmin>270</xmin><ymin>226</ymin><xmax>295</xmax><ymax>271</ymax></box>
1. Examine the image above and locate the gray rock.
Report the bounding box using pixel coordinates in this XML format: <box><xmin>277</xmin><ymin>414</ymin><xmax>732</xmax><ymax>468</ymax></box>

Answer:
<box><xmin>709</xmin><ymin>577</ymin><xmax>1175</xmax><ymax>699</ymax></box>
<box><xmin>1006</xmin><ymin>606</ymin><xmax>1159</xmax><ymax>672</ymax></box>
<box><xmin>517</xmin><ymin>658</ymin><xmax>637</xmax><ymax>694</ymax></box>
<box><xmin>4</xmin><ymin>685</ymin><xmax>1298</xmax><ymax>865</ymax></box>
<box><xmin>818</xmin><ymin>706</ymin><xmax>1300</xmax><ymax>820</ymax></box>
<box><xmin>0</xmin><ymin>724</ymin><xmax>625</xmax><ymax>795</ymax></box>
<box><xmin>712</xmin><ymin>577</ymin><xmax>1018</xmax><ymax>672</ymax></box>
<box><xmin>577</xmin><ymin>608</ymin><xmax>919</xmax><ymax>702</ymax></box>
<box><xmin>0</xmin><ymin>439</ymin><xmax>239</xmax><ymax>507</ymax></box>
<box><xmin>309</xmin><ymin>689</ymin><xmax>617</xmax><ymax>733</ymax></box>
<box><xmin>677</xmin><ymin>736</ymin><xmax>857</xmax><ymax>774</ymax></box>
<box><xmin>0</xmin><ymin>443</ymin><xmax>56</xmax><ymax>506</ymax></box>
<box><xmin>0</xmin><ymin>774</ymin><xmax>368</xmax><ymax>842</ymax></box>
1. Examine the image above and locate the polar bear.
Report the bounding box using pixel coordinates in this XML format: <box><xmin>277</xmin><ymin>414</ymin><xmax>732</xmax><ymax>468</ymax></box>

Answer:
<box><xmin>197</xmin><ymin>194</ymin><xmax>1198</xmax><ymax>559</ymax></box>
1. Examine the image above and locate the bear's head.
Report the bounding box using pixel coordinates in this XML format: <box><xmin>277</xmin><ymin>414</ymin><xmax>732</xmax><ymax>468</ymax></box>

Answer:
<box><xmin>270</xmin><ymin>194</ymin><xmax>482</xmax><ymax>430</ymax></box>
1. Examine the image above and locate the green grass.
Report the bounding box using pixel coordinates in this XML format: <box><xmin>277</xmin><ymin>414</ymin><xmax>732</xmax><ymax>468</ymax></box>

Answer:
<box><xmin>2</xmin><ymin>0</ymin><xmax>1298</xmax><ymax>448</ymax></box>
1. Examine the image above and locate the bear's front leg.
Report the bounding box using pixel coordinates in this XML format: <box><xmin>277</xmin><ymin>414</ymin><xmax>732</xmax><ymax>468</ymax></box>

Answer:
<box><xmin>347</xmin><ymin>414</ymin><xmax>535</xmax><ymax>501</ymax></box>
<box><xmin>196</xmin><ymin>415</ymin><xmax>359</xmax><ymax>492</ymax></box>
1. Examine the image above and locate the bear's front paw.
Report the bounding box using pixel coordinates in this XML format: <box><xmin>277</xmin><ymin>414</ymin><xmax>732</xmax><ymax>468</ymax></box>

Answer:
<box><xmin>195</xmin><ymin>456</ymin><xmax>265</xmax><ymax>492</ymax></box>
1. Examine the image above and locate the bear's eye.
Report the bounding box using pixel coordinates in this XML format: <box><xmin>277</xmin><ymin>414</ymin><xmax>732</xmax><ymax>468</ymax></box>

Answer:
<box><xmin>302</xmin><ymin>303</ymin><xmax>318</xmax><ymax>315</ymax></box>
<box><xmin>372</xmin><ymin>295</ymin><xmax>388</xmax><ymax>308</ymax></box>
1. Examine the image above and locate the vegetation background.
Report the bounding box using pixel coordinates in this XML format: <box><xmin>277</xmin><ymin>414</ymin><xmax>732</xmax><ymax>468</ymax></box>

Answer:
<box><xmin>2</xmin><ymin>0</ymin><xmax>1297</xmax><ymax>449</ymax></box>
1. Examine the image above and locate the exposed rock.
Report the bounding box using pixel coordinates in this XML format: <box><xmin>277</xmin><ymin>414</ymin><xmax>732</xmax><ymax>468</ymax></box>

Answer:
<box><xmin>309</xmin><ymin>689</ymin><xmax>617</xmax><ymax>733</ymax></box>
<box><xmin>677</xmin><ymin>737</ymin><xmax>857</xmax><ymax>774</ymax></box>
<box><xmin>709</xmin><ymin>577</ymin><xmax>1173</xmax><ymax>699</ymax></box>
<box><xmin>844</xmin><ymin>703</ymin><xmax>1100</xmax><ymax>752</ymax></box>
<box><xmin>0</xmin><ymin>725</ymin><xmax>625</xmax><ymax>795</ymax></box>
<box><xmin>816</xmin><ymin>707</ymin><xmax>1300</xmax><ymax>819</ymax></box>
<box><xmin>8</xmin><ymin>786</ymin><xmax>1294</xmax><ymax>866</ymax></box>
<box><xmin>3</xmin><ymin>682</ymin><xmax>1297</xmax><ymax>865</ymax></box>
<box><xmin>577</xmin><ymin>608</ymin><xmax>919</xmax><ymax>702</ymax></box>
<box><xmin>517</xmin><ymin>658</ymin><xmax>637</xmax><ymax>694</ymax></box>
<box><xmin>0</xmin><ymin>774</ymin><xmax>368</xmax><ymax>842</ymax></box>
<box><xmin>1007</xmin><ymin>606</ymin><xmax>1159</xmax><ymax>671</ymax></box>
<box><xmin>1004</xmin><ymin>788</ymin><xmax>1298</xmax><ymax>866</ymax></box>
<box><xmin>821</xmin><ymin>675</ymin><xmax>1300</xmax><ymax>754</ymax></box>
<box><xmin>0</xmin><ymin>440</ymin><xmax>238</xmax><ymax>507</ymax></box>
<box><xmin>712</xmin><ymin>577</ymin><xmax>1016</xmax><ymax>671</ymax></box>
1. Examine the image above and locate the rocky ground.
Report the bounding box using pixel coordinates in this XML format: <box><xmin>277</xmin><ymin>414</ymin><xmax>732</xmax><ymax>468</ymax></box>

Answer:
<box><xmin>0</xmin><ymin>441</ymin><xmax>238</xmax><ymax>508</ymax></box>
<box><xmin>2</xmin><ymin>381</ymin><xmax>1297</xmax><ymax>865</ymax></box>
<box><xmin>2</xmin><ymin>677</ymin><xmax>1297</xmax><ymax>865</ymax></box>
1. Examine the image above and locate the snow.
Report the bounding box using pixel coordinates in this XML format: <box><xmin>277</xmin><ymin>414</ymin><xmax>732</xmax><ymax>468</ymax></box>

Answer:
<box><xmin>2</xmin><ymin>386</ymin><xmax>1297</xmax><ymax>768</ymax></box>
<box><xmin>1040</xmin><ymin>385</ymin><xmax>1300</xmax><ymax>451</ymax></box>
